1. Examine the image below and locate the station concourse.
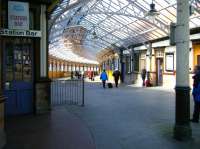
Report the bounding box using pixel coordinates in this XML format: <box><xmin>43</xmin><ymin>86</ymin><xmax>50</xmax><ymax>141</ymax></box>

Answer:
<box><xmin>0</xmin><ymin>0</ymin><xmax>200</xmax><ymax>148</ymax></box>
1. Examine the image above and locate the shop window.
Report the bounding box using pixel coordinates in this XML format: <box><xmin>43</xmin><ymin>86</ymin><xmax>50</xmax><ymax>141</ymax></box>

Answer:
<box><xmin>197</xmin><ymin>55</ymin><xmax>200</xmax><ymax>66</ymax></box>
<box><xmin>125</xmin><ymin>56</ymin><xmax>131</xmax><ymax>74</ymax></box>
<box><xmin>155</xmin><ymin>50</ymin><xmax>164</xmax><ymax>58</ymax></box>
<box><xmin>134</xmin><ymin>53</ymin><xmax>139</xmax><ymax>71</ymax></box>
<box><xmin>114</xmin><ymin>58</ymin><xmax>119</xmax><ymax>70</ymax></box>
<box><xmin>112</xmin><ymin>59</ymin><xmax>115</xmax><ymax>70</ymax></box>
<box><xmin>5</xmin><ymin>41</ymin><xmax>32</xmax><ymax>82</ymax></box>
<box><xmin>5</xmin><ymin>44</ymin><xmax>14</xmax><ymax>82</ymax></box>
<box><xmin>140</xmin><ymin>59</ymin><xmax>146</xmax><ymax>72</ymax></box>
<box><xmin>22</xmin><ymin>45</ymin><xmax>32</xmax><ymax>82</ymax></box>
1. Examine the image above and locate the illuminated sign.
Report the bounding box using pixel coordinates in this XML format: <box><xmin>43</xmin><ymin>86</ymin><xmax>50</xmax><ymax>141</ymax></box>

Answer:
<box><xmin>8</xmin><ymin>1</ymin><xmax>29</xmax><ymax>30</ymax></box>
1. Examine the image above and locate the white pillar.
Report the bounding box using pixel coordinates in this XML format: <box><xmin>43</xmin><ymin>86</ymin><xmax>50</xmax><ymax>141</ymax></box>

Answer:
<box><xmin>40</xmin><ymin>5</ymin><xmax>47</xmax><ymax>77</ymax></box>
<box><xmin>176</xmin><ymin>1</ymin><xmax>190</xmax><ymax>86</ymax></box>
<box><xmin>174</xmin><ymin>0</ymin><xmax>191</xmax><ymax>140</ymax></box>
<box><xmin>146</xmin><ymin>44</ymin><xmax>152</xmax><ymax>72</ymax></box>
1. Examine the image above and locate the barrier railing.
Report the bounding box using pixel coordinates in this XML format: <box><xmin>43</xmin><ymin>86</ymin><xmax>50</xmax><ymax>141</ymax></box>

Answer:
<box><xmin>51</xmin><ymin>78</ymin><xmax>84</xmax><ymax>107</ymax></box>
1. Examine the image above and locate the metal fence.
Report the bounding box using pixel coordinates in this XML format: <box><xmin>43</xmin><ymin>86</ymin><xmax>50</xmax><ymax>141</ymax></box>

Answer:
<box><xmin>51</xmin><ymin>78</ymin><xmax>84</xmax><ymax>107</ymax></box>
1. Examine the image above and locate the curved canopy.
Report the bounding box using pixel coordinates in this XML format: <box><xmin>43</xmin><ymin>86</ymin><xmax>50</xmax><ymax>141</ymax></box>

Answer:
<box><xmin>49</xmin><ymin>0</ymin><xmax>200</xmax><ymax>62</ymax></box>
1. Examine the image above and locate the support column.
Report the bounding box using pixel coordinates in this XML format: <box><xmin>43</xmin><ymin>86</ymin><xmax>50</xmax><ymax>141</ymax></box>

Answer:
<box><xmin>146</xmin><ymin>43</ymin><xmax>152</xmax><ymax>85</ymax></box>
<box><xmin>174</xmin><ymin>0</ymin><xmax>191</xmax><ymax>140</ymax></box>
<box><xmin>40</xmin><ymin>5</ymin><xmax>47</xmax><ymax>78</ymax></box>
<box><xmin>35</xmin><ymin>5</ymin><xmax>51</xmax><ymax>114</ymax></box>
<box><xmin>146</xmin><ymin>43</ymin><xmax>152</xmax><ymax>72</ymax></box>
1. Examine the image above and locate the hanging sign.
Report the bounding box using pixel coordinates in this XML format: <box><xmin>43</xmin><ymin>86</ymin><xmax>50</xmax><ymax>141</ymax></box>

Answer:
<box><xmin>8</xmin><ymin>1</ymin><xmax>29</xmax><ymax>30</ymax></box>
<box><xmin>0</xmin><ymin>29</ymin><xmax>41</xmax><ymax>37</ymax></box>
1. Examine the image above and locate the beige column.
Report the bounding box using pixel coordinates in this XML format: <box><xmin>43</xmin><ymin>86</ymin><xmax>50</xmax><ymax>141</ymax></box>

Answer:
<box><xmin>174</xmin><ymin>0</ymin><xmax>191</xmax><ymax>140</ymax></box>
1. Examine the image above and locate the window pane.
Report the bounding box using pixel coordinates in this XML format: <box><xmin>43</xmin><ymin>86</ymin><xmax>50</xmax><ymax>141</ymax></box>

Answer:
<box><xmin>23</xmin><ymin>45</ymin><xmax>32</xmax><ymax>82</ymax></box>
<box><xmin>134</xmin><ymin>53</ymin><xmax>139</xmax><ymax>71</ymax></box>
<box><xmin>5</xmin><ymin>44</ymin><xmax>13</xmax><ymax>81</ymax></box>
<box><xmin>14</xmin><ymin>46</ymin><xmax>23</xmax><ymax>81</ymax></box>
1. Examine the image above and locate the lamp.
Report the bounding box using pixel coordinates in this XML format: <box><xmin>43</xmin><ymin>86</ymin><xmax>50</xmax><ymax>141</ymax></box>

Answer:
<box><xmin>145</xmin><ymin>0</ymin><xmax>160</xmax><ymax>20</ymax></box>
<box><xmin>92</xmin><ymin>30</ymin><xmax>98</xmax><ymax>39</ymax></box>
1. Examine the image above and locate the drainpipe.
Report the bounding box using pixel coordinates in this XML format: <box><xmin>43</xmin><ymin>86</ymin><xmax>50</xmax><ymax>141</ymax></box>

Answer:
<box><xmin>174</xmin><ymin>0</ymin><xmax>191</xmax><ymax>140</ymax></box>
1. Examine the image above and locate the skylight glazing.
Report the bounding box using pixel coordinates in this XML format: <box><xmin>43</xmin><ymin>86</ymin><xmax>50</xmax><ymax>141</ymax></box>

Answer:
<box><xmin>49</xmin><ymin>0</ymin><xmax>200</xmax><ymax>62</ymax></box>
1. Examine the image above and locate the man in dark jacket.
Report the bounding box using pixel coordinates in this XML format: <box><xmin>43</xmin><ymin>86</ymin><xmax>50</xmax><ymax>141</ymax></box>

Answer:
<box><xmin>141</xmin><ymin>68</ymin><xmax>146</xmax><ymax>87</ymax></box>
<box><xmin>191</xmin><ymin>65</ymin><xmax>200</xmax><ymax>123</ymax></box>
<box><xmin>112</xmin><ymin>69</ymin><xmax>121</xmax><ymax>88</ymax></box>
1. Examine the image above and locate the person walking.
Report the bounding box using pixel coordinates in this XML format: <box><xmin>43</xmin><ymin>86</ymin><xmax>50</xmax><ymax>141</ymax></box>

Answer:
<box><xmin>191</xmin><ymin>65</ymin><xmax>200</xmax><ymax>123</ymax></box>
<box><xmin>112</xmin><ymin>69</ymin><xmax>121</xmax><ymax>88</ymax></box>
<box><xmin>100</xmin><ymin>69</ymin><xmax>108</xmax><ymax>88</ymax></box>
<box><xmin>141</xmin><ymin>68</ymin><xmax>146</xmax><ymax>87</ymax></box>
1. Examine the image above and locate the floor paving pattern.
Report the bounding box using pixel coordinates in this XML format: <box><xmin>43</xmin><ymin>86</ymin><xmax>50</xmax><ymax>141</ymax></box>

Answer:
<box><xmin>3</xmin><ymin>82</ymin><xmax>200</xmax><ymax>149</ymax></box>
<box><xmin>65</xmin><ymin>82</ymin><xmax>200</xmax><ymax>149</ymax></box>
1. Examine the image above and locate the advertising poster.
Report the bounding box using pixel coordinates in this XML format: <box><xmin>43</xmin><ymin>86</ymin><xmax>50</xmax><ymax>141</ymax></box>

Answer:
<box><xmin>8</xmin><ymin>1</ymin><xmax>29</xmax><ymax>30</ymax></box>
<box><xmin>166</xmin><ymin>53</ymin><xmax>174</xmax><ymax>71</ymax></box>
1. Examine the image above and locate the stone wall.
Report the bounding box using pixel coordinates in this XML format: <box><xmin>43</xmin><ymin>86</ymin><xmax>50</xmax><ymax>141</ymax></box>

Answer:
<box><xmin>35</xmin><ymin>81</ymin><xmax>51</xmax><ymax>114</ymax></box>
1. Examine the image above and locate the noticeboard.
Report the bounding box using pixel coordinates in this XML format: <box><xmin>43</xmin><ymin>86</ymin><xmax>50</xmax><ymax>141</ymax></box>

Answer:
<box><xmin>8</xmin><ymin>1</ymin><xmax>29</xmax><ymax>30</ymax></box>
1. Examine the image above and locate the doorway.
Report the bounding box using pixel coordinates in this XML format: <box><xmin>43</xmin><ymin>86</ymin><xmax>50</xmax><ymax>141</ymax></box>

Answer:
<box><xmin>197</xmin><ymin>55</ymin><xmax>200</xmax><ymax>66</ymax></box>
<box><xmin>156</xmin><ymin>58</ymin><xmax>163</xmax><ymax>86</ymax></box>
<box><xmin>3</xmin><ymin>38</ymin><xmax>34</xmax><ymax>116</ymax></box>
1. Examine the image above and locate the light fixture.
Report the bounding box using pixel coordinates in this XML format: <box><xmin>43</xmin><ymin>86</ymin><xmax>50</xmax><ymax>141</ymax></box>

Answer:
<box><xmin>92</xmin><ymin>30</ymin><xmax>98</xmax><ymax>39</ymax></box>
<box><xmin>145</xmin><ymin>0</ymin><xmax>160</xmax><ymax>20</ymax></box>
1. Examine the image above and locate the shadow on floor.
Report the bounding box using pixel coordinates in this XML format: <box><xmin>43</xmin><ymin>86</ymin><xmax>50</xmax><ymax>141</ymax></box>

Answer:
<box><xmin>4</xmin><ymin>107</ymin><xmax>96</xmax><ymax>149</ymax></box>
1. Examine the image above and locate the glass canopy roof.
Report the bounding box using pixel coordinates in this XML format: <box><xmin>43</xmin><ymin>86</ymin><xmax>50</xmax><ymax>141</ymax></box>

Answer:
<box><xmin>49</xmin><ymin>0</ymin><xmax>200</xmax><ymax>63</ymax></box>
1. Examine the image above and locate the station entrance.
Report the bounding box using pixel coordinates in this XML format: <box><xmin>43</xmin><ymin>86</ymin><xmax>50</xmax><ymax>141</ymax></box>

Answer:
<box><xmin>2</xmin><ymin>38</ymin><xmax>33</xmax><ymax>115</ymax></box>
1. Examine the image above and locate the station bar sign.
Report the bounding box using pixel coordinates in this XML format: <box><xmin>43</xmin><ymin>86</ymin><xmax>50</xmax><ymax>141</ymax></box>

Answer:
<box><xmin>0</xmin><ymin>29</ymin><xmax>42</xmax><ymax>37</ymax></box>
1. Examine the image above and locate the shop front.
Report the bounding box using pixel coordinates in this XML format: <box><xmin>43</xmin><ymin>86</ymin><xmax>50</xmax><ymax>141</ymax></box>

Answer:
<box><xmin>0</xmin><ymin>0</ymin><xmax>51</xmax><ymax>147</ymax></box>
<box><xmin>0</xmin><ymin>0</ymin><xmax>51</xmax><ymax>116</ymax></box>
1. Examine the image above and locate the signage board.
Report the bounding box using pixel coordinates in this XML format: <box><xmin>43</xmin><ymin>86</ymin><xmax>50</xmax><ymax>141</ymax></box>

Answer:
<box><xmin>8</xmin><ymin>1</ymin><xmax>29</xmax><ymax>30</ymax></box>
<box><xmin>0</xmin><ymin>29</ymin><xmax>41</xmax><ymax>37</ymax></box>
<box><xmin>123</xmin><ymin>50</ymin><xmax>130</xmax><ymax>55</ymax></box>
<box><xmin>165</xmin><ymin>53</ymin><xmax>174</xmax><ymax>71</ymax></box>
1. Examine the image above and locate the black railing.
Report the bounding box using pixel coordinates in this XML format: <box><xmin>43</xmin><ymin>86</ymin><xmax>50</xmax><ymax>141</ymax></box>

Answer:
<box><xmin>51</xmin><ymin>78</ymin><xmax>85</xmax><ymax>107</ymax></box>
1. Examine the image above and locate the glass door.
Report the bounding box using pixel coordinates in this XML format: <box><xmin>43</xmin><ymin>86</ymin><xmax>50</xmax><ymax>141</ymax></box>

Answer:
<box><xmin>3</xmin><ymin>38</ymin><xmax>33</xmax><ymax>115</ymax></box>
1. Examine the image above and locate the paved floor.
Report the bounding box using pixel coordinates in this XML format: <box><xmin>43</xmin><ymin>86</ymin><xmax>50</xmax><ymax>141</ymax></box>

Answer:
<box><xmin>4</xmin><ymin>107</ymin><xmax>95</xmax><ymax>149</ymax></box>
<box><xmin>4</xmin><ymin>82</ymin><xmax>200</xmax><ymax>149</ymax></box>
<box><xmin>65</xmin><ymin>82</ymin><xmax>200</xmax><ymax>149</ymax></box>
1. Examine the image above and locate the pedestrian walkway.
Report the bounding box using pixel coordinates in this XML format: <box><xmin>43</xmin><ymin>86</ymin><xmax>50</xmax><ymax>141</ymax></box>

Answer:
<box><xmin>65</xmin><ymin>82</ymin><xmax>200</xmax><ymax>149</ymax></box>
<box><xmin>4</xmin><ymin>82</ymin><xmax>200</xmax><ymax>149</ymax></box>
<box><xmin>4</xmin><ymin>107</ymin><xmax>95</xmax><ymax>149</ymax></box>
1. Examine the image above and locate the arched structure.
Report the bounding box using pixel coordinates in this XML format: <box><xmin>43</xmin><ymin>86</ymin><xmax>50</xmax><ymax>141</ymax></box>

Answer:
<box><xmin>47</xmin><ymin>0</ymin><xmax>200</xmax><ymax>141</ymax></box>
